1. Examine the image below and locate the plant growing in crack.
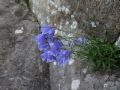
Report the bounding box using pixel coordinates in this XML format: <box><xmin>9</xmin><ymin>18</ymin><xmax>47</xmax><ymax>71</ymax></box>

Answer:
<box><xmin>34</xmin><ymin>24</ymin><xmax>120</xmax><ymax>72</ymax></box>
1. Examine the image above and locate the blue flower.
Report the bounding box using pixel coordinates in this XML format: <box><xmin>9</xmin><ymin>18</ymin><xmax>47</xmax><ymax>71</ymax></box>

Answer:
<box><xmin>35</xmin><ymin>34</ymin><xmax>46</xmax><ymax>44</ymax></box>
<box><xmin>35</xmin><ymin>34</ymin><xmax>49</xmax><ymax>51</ymax></box>
<box><xmin>41</xmin><ymin>25</ymin><xmax>55</xmax><ymax>36</ymax></box>
<box><xmin>57</xmin><ymin>50</ymin><xmax>71</xmax><ymax>66</ymax></box>
<box><xmin>74</xmin><ymin>36</ymin><xmax>87</xmax><ymax>46</ymax></box>
<box><xmin>41</xmin><ymin>50</ymin><xmax>55</xmax><ymax>62</ymax></box>
<box><xmin>35</xmin><ymin>25</ymin><xmax>72</xmax><ymax>66</ymax></box>
<box><xmin>37</xmin><ymin>43</ymin><xmax>49</xmax><ymax>51</ymax></box>
<box><xmin>48</xmin><ymin>38</ymin><xmax>63</xmax><ymax>56</ymax></box>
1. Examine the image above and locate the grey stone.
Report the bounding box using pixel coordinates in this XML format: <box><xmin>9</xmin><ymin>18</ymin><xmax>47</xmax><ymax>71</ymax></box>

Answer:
<box><xmin>31</xmin><ymin>0</ymin><xmax>120</xmax><ymax>90</ymax></box>
<box><xmin>0</xmin><ymin>0</ymin><xmax>50</xmax><ymax>90</ymax></box>
<box><xmin>1</xmin><ymin>0</ymin><xmax>120</xmax><ymax>90</ymax></box>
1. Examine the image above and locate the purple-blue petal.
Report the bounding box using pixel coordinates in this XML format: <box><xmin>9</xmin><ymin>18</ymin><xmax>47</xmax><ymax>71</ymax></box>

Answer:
<box><xmin>48</xmin><ymin>38</ymin><xmax>63</xmax><ymax>56</ymax></box>
<box><xmin>38</xmin><ymin>43</ymin><xmax>49</xmax><ymax>51</ymax></box>
<box><xmin>57</xmin><ymin>57</ymin><xmax>70</xmax><ymax>66</ymax></box>
<box><xmin>41</xmin><ymin>51</ymin><xmax>55</xmax><ymax>62</ymax></box>
<box><xmin>35</xmin><ymin>34</ymin><xmax>46</xmax><ymax>44</ymax></box>
<box><xmin>48</xmin><ymin>37</ymin><xmax>63</xmax><ymax>48</ymax></box>
<box><xmin>57</xmin><ymin>50</ymin><xmax>72</xmax><ymax>66</ymax></box>
<box><xmin>41</xmin><ymin>25</ymin><xmax>55</xmax><ymax>36</ymax></box>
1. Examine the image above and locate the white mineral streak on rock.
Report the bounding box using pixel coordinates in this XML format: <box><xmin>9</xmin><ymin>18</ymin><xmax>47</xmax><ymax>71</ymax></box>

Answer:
<box><xmin>61</xmin><ymin>6</ymin><xmax>66</xmax><ymax>12</ymax></box>
<box><xmin>53</xmin><ymin>62</ymin><xmax>57</xmax><ymax>65</ymax></box>
<box><xmin>82</xmin><ymin>68</ymin><xmax>87</xmax><ymax>74</ymax></box>
<box><xmin>58</xmin><ymin>84</ymin><xmax>61</xmax><ymax>90</ymax></box>
<box><xmin>32</xmin><ymin>6</ymin><xmax>36</xmax><ymax>13</ymax></box>
<box><xmin>71</xmin><ymin>79</ymin><xmax>80</xmax><ymax>90</ymax></box>
<box><xmin>47</xmin><ymin>5</ymin><xmax>50</xmax><ymax>10</ymax></box>
<box><xmin>104</xmin><ymin>83</ymin><xmax>108</xmax><ymax>88</ymax></box>
<box><xmin>58</xmin><ymin>7</ymin><xmax>62</xmax><ymax>12</ymax></box>
<box><xmin>65</xmin><ymin>21</ymin><xmax>69</xmax><ymax>25</ymax></box>
<box><xmin>55</xmin><ymin>29</ymin><xmax>59</xmax><ymax>35</ymax></box>
<box><xmin>70</xmin><ymin>21</ymin><xmax>78</xmax><ymax>29</ymax></box>
<box><xmin>55</xmin><ymin>4</ymin><xmax>58</xmax><ymax>8</ymax></box>
<box><xmin>115</xmin><ymin>36</ymin><xmax>120</xmax><ymax>48</ymax></box>
<box><xmin>15</xmin><ymin>27</ymin><xmax>24</xmax><ymax>34</ymax></box>
<box><xmin>54</xmin><ymin>23</ymin><xmax>57</xmax><ymax>26</ymax></box>
<box><xmin>9</xmin><ymin>77</ymin><xmax>14</xmax><ymax>81</ymax></box>
<box><xmin>57</xmin><ymin>6</ymin><xmax>70</xmax><ymax>14</ymax></box>
<box><xmin>51</xmin><ymin>9</ymin><xmax>57</xmax><ymax>15</ymax></box>
<box><xmin>104</xmin><ymin>81</ymin><xmax>115</xmax><ymax>88</ymax></box>
<box><xmin>91</xmin><ymin>21</ymin><xmax>96</xmax><ymax>27</ymax></box>
<box><xmin>71</xmin><ymin>15</ymin><xmax>75</xmax><ymax>18</ymax></box>
<box><xmin>86</xmin><ymin>8</ymin><xmax>89</xmax><ymax>11</ymax></box>
<box><xmin>65</xmin><ymin>8</ymin><xmax>70</xmax><ymax>14</ymax></box>
<box><xmin>48</xmin><ymin>0</ymin><xmax>55</xmax><ymax>6</ymax></box>
<box><xmin>68</xmin><ymin>58</ymin><xmax>74</xmax><ymax>65</ymax></box>
<box><xmin>21</xmin><ymin>27</ymin><xmax>24</xmax><ymax>30</ymax></box>
<box><xmin>48</xmin><ymin>0</ymin><xmax>58</xmax><ymax>9</ymax></box>
<box><xmin>47</xmin><ymin>16</ymin><xmax>50</xmax><ymax>23</ymax></box>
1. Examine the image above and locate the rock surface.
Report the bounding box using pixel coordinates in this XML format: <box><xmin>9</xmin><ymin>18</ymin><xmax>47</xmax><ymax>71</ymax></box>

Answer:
<box><xmin>0</xmin><ymin>0</ymin><xmax>120</xmax><ymax>90</ymax></box>
<box><xmin>31</xmin><ymin>0</ymin><xmax>120</xmax><ymax>90</ymax></box>
<box><xmin>0</xmin><ymin>0</ymin><xmax>50</xmax><ymax>90</ymax></box>
<box><xmin>31</xmin><ymin>0</ymin><xmax>120</xmax><ymax>41</ymax></box>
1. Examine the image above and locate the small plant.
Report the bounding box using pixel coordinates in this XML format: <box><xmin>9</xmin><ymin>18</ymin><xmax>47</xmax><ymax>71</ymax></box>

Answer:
<box><xmin>35</xmin><ymin>24</ymin><xmax>120</xmax><ymax>72</ymax></box>
<box><xmin>35</xmin><ymin>25</ymin><xmax>71</xmax><ymax>66</ymax></box>
<box><xmin>76</xmin><ymin>38</ymin><xmax>120</xmax><ymax>72</ymax></box>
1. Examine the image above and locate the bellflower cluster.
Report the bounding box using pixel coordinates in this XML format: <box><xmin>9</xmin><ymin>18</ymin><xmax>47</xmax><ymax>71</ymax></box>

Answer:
<box><xmin>35</xmin><ymin>25</ymin><xmax>71</xmax><ymax>66</ymax></box>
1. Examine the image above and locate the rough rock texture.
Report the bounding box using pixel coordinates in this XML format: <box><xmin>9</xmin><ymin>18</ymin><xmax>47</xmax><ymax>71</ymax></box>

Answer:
<box><xmin>0</xmin><ymin>0</ymin><xmax>120</xmax><ymax>90</ymax></box>
<box><xmin>0</xmin><ymin>0</ymin><xmax>50</xmax><ymax>90</ymax></box>
<box><xmin>31</xmin><ymin>0</ymin><xmax>120</xmax><ymax>90</ymax></box>
<box><xmin>31</xmin><ymin>0</ymin><xmax>120</xmax><ymax>41</ymax></box>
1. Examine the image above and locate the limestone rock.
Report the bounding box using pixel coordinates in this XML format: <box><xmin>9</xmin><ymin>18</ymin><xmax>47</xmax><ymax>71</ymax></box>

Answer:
<box><xmin>31</xmin><ymin>0</ymin><xmax>120</xmax><ymax>90</ymax></box>
<box><xmin>0</xmin><ymin>0</ymin><xmax>50</xmax><ymax>90</ymax></box>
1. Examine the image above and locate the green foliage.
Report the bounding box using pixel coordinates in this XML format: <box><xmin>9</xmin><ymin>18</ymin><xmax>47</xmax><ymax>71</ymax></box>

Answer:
<box><xmin>76</xmin><ymin>38</ymin><xmax>120</xmax><ymax>72</ymax></box>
